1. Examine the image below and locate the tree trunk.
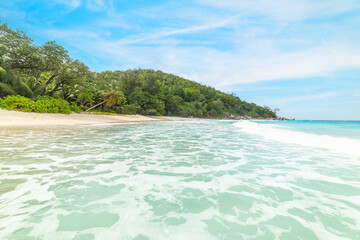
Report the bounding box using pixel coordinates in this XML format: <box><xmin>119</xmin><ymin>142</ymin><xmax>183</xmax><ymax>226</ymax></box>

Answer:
<box><xmin>48</xmin><ymin>82</ymin><xmax>61</xmax><ymax>97</ymax></box>
<box><xmin>86</xmin><ymin>100</ymin><xmax>106</xmax><ymax>112</ymax></box>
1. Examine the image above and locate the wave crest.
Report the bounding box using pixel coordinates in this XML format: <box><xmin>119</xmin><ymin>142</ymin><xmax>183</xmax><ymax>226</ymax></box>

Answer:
<box><xmin>233</xmin><ymin>121</ymin><xmax>360</xmax><ymax>157</ymax></box>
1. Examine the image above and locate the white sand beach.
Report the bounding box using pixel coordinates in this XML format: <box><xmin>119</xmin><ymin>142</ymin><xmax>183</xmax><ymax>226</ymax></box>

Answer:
<box><xmin>0</xmin><ymin>109</ymin><xmax>199</xmax><ymax>127</ymax></box>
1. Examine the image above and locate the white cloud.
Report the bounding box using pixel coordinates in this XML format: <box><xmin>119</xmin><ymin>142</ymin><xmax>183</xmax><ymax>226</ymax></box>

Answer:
<box><xmin>0</xmin><ymin>7</ymin><xmax>26</xmax><ymax>19</ymax></box>
<box><xmin>110</xmin><ymin>15</ymin><xmax>239</xmax><ymax>45</ymax></box>
<box><xmin>55</xmin><ymin>0</ymin><xmax>81</xmax><ymax>9</ymax></box>
<box><xmin>80</xmin><ymin>40</ymin><xmax>360</xmax><ymax>88</ymax></box>
<box><xmin>270</xmin><ymin>92</ymin><xmax>336</xmax><ymax>105</ymax></box>
<box><xmin>39</xmin><ymin>0</ymin><xmax>360</xmax><ymax>90</ymax></box>
<box><xmin>212</xmin><ymin>45</ymin><xmax>360</xmax><ymax>86</ymax></box>
<box><xmin>86</xmin><ymin>0</ymin><xmax>106</xmax><ymax>11</ymax></box>
<box><xmin>4</xmin><ymin>0</ymin><xmax>360</xmax><ymax>120</ymax></box>
<box><xmin>45</xmin><ymin>29</ymin><xmax>101</xmax><ymax>38</ymax></box>
<box><xmin>54</xmin><ymin>0</ymin><xmax>114</xmax><ymax>11</ymax></box>
<box><xmin>354</xmin><ymin>92</ymin><xmax>360</xmax><ymax>99</ymax></box>
<box><xmin>96</xmin><ymin>14</ymin><xmax>130</xmax><ymax>29</ymax></box>
<box><xmin>198</xmin><ymin>0</ymin><xmax>360</xmax><ymax>22</ymax></box>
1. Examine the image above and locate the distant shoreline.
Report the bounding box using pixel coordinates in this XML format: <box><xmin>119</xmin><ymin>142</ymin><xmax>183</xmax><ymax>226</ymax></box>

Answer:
<box><xmin>0</xmin><ymin>109</ymin><xmax>293</xmax><ymax>128</ymax></box>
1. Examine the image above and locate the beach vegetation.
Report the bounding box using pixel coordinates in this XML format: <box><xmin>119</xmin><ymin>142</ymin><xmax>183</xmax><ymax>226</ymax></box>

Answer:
<box><xmin>86</xmin><ymin>90</ymin><xmax>125</xmax><ymax>112</ymax></box>
<box><xmin>0</xmin><ymin>21</ymin><xmax>277</xmax><ymax>118</ymax></box>
<box><xmin>0</xmin><ymin>95</ymin><xmax>71</xmax><ymax>114</ymax></box>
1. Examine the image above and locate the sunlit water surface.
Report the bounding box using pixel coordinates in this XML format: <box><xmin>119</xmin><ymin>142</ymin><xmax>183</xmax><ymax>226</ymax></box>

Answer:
<box><xmin>0</xmin><ymin>120</ymin><xmax>360</xmax><ymax>240</ymax></box>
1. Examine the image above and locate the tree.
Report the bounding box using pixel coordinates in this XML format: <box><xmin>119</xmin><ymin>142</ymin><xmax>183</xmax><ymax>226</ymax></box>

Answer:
<box><xmin>39</xmin><ymin>41</ymin><xmax>71</xmax><ymax>95</ymax></box>
<box><xmin>183</xmin><ymin>87</ymin><xmax>203</xmax><ymax>102</ymax></box>
<box><xmin>86</xmin><ymin>90</ymin><xmax>124</xmax><ymax>112</ymax></box>
<box><xmin>0</xmin><ymin>22</ymin><xmax>41</xmax><ymax>76</ymax></box>
<box><xmin>46</xmin><ymin>60</ymin><xmax>89</xmax><ymax>97</ymax></box>
<box><xmin>76</xmin><ymin>89</ymin><xmax>95</xmax><ymax>107</ymax></box>
<box><xmin>120</xmin><ymin>70</ymin><xmax>140</xmax><ymax>97</ymax></box>
<box><xmin>0</xmin><ymin>21</ymin><xmax>280</xmax><ymax>118</ymax></box>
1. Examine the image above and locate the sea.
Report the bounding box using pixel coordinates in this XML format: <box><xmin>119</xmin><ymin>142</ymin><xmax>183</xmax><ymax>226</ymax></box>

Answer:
<box><xmin>0</xmin><ymin>120</ymin><xmax>359</xmax><ymax>240</ymax></box>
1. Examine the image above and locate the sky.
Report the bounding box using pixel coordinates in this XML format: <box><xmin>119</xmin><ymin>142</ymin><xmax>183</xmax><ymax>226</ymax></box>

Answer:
<box><xmin>1</xmin><ymin>0</ymin><xmax>360</xmax><ymax>120</ymax></box>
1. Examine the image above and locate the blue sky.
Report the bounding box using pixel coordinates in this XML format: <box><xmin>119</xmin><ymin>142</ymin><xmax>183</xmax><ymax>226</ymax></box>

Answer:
<box><xmin>1</xmin><ymin>0</ymin><xmax>360</xmax><ymax>119</ymax></box>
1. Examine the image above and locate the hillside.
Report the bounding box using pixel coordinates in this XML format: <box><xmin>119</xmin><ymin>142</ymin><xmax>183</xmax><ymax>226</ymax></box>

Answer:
<box><xmin>0</xmin><ymin>21</ymin><xmax>277</xmax><ymax>118</ymax></box>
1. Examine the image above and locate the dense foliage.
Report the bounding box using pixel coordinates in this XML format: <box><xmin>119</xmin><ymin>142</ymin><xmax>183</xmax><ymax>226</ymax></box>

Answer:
<box><xmin>0</xmin><ymin>95</ymin><xmax>77</xmax><ymax>114</ymax></box>
<box><xmin>0</xmin><ymin>21</ymin><xmax>277</xmax><ymax>118</ymax></box>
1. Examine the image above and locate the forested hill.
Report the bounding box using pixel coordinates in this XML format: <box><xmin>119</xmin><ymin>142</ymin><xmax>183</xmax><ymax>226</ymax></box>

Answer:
<box><xmin>0</xmin><ymin>21</ymin><xmax>277</xmax><ymax>118</ymax></box>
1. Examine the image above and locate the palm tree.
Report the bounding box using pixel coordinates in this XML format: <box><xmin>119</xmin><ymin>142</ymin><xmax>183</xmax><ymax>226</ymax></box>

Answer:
<box><xmin>86</xmin><ymin>90</ymin><xmax>124</xmax><ymax>112</ymax></box>
<box><xmin>0</xmin><ymin>68</ymin><xmax>37</xmax><ymax>98</ymax></box>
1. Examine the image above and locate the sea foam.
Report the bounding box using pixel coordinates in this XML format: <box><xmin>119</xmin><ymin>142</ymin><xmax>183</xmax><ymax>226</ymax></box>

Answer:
<box><xmin>1</xmin><ymin>121</ymin><xmax>360</xmax><ymax>240</ymax></box>
<box><xmin>233</xmin><ymin>121</ymin><xmax>360</xmax><ymax>157</ymax></box>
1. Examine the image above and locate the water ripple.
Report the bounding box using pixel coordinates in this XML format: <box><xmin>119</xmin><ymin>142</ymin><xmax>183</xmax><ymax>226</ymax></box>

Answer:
<box><xmin>0</xmin><ymin>121</ymin><xmax>359</xmax><ymax>239</ymax></box>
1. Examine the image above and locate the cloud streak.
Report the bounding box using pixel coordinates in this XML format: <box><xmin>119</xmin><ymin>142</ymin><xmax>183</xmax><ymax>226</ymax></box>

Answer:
<box><xmin>45</xmin><ymin>29</ymin><xmax>101</xmax><ymax>38</ymax></box>
<box><xmin>8</xmin><ymin>0</ymin><xmax>360</xmax><ymax>90</ymax></box>
<box><xmin>55</xmin><ymin>0</ymin><xmax>81</xmax><ymax>9</ymax></box>
<box><xmin>76</xmin><ymin>38</ymin><xmax>360</xmax><ymax>88</ymax></box>
<box><xmin>108</xmin><ymin>15</ymin><xmax>240</xmax><ymax>45</ymax></box>
<box><xmin>198</xmin><ymin>0</ymin><xmax>360</xmax><ymax>22</ymax></box>
<box><xmin>270</xmin><ymin>92</ymin><xmax>337</xmax><ymax>105</ymax></box>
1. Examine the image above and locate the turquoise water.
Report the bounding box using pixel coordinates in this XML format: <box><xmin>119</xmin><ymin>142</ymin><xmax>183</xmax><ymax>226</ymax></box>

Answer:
<box><xmin>0</xmin><ymin>120</ymin><xmax>360</xmax><ymax>240</ymax></box>
<box><xmin>260</xmin><ymin>120</ymin><xmax>360</xmax><ymax>140</ymax></box>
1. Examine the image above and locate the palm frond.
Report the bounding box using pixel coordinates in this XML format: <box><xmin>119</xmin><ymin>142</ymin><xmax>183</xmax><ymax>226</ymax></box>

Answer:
<box><xmin>19</xmin><ymin>81</ymin><xmax>33</xmax><ymax>97</ymax></box>
<box><xmin>26</xmin><ymin>76</ymin><xmax>36</xmax><ymax>89</ymax></box>
<box><xmin>32</xmin><ymin>84</ymin><xmax>45</xmax><ymax>96</ymax></box>
<box><xmin>0</xmin><ymin>82</ymin><xmax>17</xmax><ymax>95</ymax></box>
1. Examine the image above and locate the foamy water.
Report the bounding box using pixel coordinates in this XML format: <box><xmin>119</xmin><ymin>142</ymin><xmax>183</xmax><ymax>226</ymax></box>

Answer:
<box><xmin>234</xmin><ymin>121</ymin><xmax>360</xmax><ymax>157</ymax></box>
<box><xmin>0</xmin><ymin>120</ymin><xmax>359</xmax><ymax>239</ymax></box>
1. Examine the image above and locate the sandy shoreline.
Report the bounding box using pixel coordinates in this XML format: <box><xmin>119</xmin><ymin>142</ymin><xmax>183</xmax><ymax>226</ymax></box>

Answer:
<box><xmin>0</xmin><ymin>109</ymin><xmax>202</xmax><ymax>127</ymax></box>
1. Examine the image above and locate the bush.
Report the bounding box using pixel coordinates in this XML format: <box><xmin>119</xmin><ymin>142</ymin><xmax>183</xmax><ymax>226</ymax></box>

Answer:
<box><xmin>34</xmin><ymin>97</ymin><xmax>71</xmax><ymax>114</ymax></box>
<box><xmin>143</xmin><ymin>108</ymin><xmax>159</xmax><ymax>116</ymax></box>
<box><xmin>70</xmin><ymin>102</ymin><xmax>81</xmax><ymax>113</ymax></box>
<box><xmin>0</xmin><ymin>95</ymin><xmax>71</xmax><ymax>114</ymax></box>
<box><xmin>122</xmin><ymin>104</ymin><xmax>141</xmax><ymax>115</ymax></box>
<box><xmin>0</xmin><ymin>95</ymin><xmax>35</xmax><ymax>112</ymax></box>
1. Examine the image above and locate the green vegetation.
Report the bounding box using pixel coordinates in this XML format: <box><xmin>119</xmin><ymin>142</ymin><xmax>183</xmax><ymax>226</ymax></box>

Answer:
<box><xmin>0</xmin><ymin>21</ymin><xmax>277</xmax><ymax>118</ymax></box>
<box><xmin>0</xmin><ymin>95</ymin><xmax>71</xmax><ymax>114</ymax></box>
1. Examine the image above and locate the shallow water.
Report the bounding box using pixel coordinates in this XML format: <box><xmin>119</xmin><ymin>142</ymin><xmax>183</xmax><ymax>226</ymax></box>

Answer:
<box><xmin>0</xmin><ymin>120</ymin><xmax>359</xmax><ymax>240</ymax></box>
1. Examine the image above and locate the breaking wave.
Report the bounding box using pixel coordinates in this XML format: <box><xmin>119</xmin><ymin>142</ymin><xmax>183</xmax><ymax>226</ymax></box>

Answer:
<box><xmin>233</xmin><ymin>121</ymin><xmax>360</xmax><ymax>157</ymax></box>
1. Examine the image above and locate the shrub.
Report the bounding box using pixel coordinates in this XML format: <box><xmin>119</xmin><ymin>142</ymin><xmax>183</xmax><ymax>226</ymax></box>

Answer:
<box><xmin>0</xmin><ymin>95</ymin><xmax>35</xmax><ymax>112</ymax></box>
<box><xmin>0</xmin><ymin>95</ymin><xmax>71</xmax><ymax>114</ymax></box>
<box><xmin>0</xmin><ymin>97</ymin><xmax>5</xmax><ymax>109</ymax></box>
<box><xmin>35</xmin><ymin>97</ymin><xmax>71</xmax><ymax>114</ymax></box>
<box><xmin>70</xmin><ymin>102</ymin><xmax>81</xmax><ymax>113</ymax></box>
<box><xmin>122</xmin><ymin>104</ymin><xmax>141</xmax><ymax>115</ymax></box>
<box><xmin>143</xmin><ymin>108</ymin><xmax>158</xmax><ymax>116</ymax></box>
